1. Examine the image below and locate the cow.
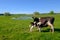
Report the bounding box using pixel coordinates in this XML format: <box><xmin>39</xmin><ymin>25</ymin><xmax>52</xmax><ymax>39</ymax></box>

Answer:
<box><xmin>29</xmin><ymin>17</ymin><xmax>55</xmax><ymax>32</ymax></box>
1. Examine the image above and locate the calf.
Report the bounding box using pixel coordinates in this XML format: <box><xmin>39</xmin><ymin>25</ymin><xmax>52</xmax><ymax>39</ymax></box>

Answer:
<box><xmin>30</xmin><ymin>17</ymin><xmax>55</xmax><ymax>32</ymax></box>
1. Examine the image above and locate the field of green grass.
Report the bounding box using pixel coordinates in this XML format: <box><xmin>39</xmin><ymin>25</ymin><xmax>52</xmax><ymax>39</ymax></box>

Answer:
<box><xmin>0</xmin><ymin>14</ymin><xmax>60</xmax><ymax>40</ymax></box>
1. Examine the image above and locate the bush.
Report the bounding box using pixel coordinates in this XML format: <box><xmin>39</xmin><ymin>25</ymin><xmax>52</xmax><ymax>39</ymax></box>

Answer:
<box><xmin>33</xmin><ymin>11</ymin><xmax>40</xmax><ymax>17</ymax></box>
<box><xmin>33</xmin><ymin>12</ymin><xmax>40</xmax><ymax>15</ymax></box>
<box><xmin>4</xmin><ymin>12</ymin><xmax>11</xmax><ymax>16</ymax></box>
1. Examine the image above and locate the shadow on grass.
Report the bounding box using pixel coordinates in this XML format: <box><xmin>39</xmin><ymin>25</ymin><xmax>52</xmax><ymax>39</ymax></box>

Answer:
<box><xmin>54</xmin><ymin>28</ymin><xmax>60</xmax><ymax>32</ymax></box>
<box><xmin>41</xmin><ymin>29</ymin><xmax>50</xmax><ymax>32</ymax></box>
<box><xmin>37</xmin><ymin>28</ymin><xmax>60</xmax><ymax>32</ymax></box>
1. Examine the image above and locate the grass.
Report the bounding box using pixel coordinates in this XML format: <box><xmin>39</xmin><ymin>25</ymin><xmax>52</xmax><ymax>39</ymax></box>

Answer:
<box><xmin>0</xmin><ymin>14</ymin><xmax>60</xmax><ymax>40</ymax></box>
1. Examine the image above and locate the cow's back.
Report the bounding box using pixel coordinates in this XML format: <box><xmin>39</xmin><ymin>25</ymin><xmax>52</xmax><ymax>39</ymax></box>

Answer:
<box><xmin>39</xmin><ymin>17</ymin><xmax>55</xmax><ymax>27</ymax></box>
<box><xmin>45</xmin><ymin>17</ymin><xmax>55</xmax><ymax>24</ymax></box>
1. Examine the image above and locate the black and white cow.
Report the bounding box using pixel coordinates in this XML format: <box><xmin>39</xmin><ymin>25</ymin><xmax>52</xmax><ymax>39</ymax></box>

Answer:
<box><xmin>29</xmin><ymin>17</ymin><xmax>55</xmax><ymax>32</ymax></box>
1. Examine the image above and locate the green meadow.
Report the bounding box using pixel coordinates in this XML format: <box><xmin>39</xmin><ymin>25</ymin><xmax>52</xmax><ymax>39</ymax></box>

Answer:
<box><xmin>0</xmin><ymin>14</ymin><xmax>60</xmax><ymax>40</ymax></box>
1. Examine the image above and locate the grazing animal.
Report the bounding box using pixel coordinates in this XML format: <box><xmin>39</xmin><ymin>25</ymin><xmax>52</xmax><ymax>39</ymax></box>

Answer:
<box><xmin>30</xmin><ymin>17</ymin><xmax>55</xmax><ymax>32</ymax></box>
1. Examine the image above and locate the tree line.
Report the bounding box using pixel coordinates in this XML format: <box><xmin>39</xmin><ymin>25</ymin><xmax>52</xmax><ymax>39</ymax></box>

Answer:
<box><xmin>0</xmin><ymin>11</ymin><xmax>59</xmax><ymax>16</ymax></box>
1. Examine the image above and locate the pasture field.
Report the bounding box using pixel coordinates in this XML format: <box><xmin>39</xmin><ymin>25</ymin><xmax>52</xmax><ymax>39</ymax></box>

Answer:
<box><xmin>0</xmin><ymin>14</ymin><xmax>60</xmax><ymax>40</ymax></box>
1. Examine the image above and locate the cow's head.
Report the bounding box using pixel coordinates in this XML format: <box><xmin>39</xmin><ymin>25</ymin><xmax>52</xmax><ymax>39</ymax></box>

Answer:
<box><xmin>32</xmin><ymin>17</ymin><xmax>39</xmax><ymax>23</ymax></box>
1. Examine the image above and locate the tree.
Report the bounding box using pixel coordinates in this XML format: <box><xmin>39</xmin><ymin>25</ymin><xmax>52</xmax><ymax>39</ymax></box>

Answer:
<box><xmin>49</xmin><ymin>11</ymin><xmax>54</xmax><ymax>14</ymax></box>
<box><xmin>4</xmin><ymin>12</ymin><xmax>11</xmax><ymax>16</ymax></box>
<box><xmin>33</xmin><ymin>11</ymin><xmax>40</xmax><ymax>17</ymax></box>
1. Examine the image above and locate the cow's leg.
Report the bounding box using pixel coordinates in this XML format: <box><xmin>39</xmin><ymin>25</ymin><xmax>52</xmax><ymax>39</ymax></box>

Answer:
<box><xmin>30</xmin><ymin>21</ymin><xmax>36</xmax><ymax>32</ymax></box>
<box><xmin>47</xmin><ymin>21</ymin><xmax>54</xmax><ymax>32</ymax></box>
<box><xmin>30</xmin><ymin>25</ymin><xmax>35</xmax><ymax>32</ymax></box>
<box><xmin>37</xmin><ymin>22</ymin><xmax>41</xmax><ymax>32</ymax></box>
<box><xmin>37</xmin><ymin>27</ymin><xmax>41</xmax><ymax>32</ymax></box>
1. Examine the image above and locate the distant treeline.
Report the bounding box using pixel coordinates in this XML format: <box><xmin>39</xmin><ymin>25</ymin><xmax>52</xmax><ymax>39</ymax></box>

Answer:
<box><xmin>0</xmin><ymin>14</ymin><xmax>4</xmax><ymax>16</ymax></box>
<box><xmin>0</xmin><ymin>11</ymin><xmax>60</xmax><ymax>16</ymax></box>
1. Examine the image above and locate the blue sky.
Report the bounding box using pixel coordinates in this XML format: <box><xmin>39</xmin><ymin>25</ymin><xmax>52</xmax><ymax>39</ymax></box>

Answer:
<box><xmin>0</xmin><ymin>0</ymin><xmax>60</xmax><ymax>14</ymax></box>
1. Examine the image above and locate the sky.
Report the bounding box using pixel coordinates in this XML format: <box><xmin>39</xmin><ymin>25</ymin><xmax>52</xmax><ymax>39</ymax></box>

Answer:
<box><xmin>0</xmin><ymin>0</ymin><xmax>60</xmax><ymax>14</ymax></box>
